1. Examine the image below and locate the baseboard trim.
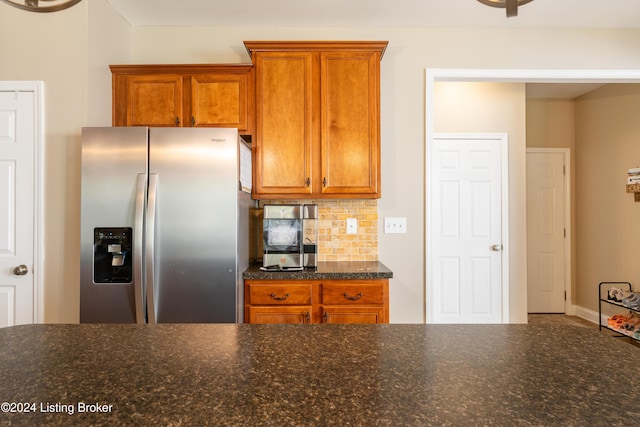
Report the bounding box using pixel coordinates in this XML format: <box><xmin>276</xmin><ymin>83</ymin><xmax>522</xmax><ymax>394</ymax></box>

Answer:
<box><xmin>573</xmin><ymin>305</ymin><xmax>602</xmax><ymax>325</ymax></box>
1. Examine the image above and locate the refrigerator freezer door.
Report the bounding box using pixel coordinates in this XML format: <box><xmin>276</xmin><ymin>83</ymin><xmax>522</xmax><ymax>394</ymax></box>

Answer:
<box><xmin>80</xmin><ymin>127</ymin><xmax>148</xmax><ymax>323</ymax></box>
<box><xmin>149</xmin><ymin>128</ymin><xmax>242</xmax><ymax>322</ymax></box>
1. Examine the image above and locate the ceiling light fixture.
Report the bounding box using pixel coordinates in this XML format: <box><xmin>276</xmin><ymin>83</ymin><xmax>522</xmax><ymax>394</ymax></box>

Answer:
<box><xmin>477</xmin><ymin>0</ymin><xmax>534</xmax><ymax>18</ymax></box>
<box><xmin>0</xmin><ymin>0</ymin><xmax>82</xmax><ymax>13</ymax></box>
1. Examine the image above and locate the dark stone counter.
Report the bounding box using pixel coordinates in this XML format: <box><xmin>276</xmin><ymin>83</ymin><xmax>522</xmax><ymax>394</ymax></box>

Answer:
<box><xmin>0</xmin><ymin>323</ymin><xmax>638</xmax><ymax>426</ymax></box>
<box><xmin>243</xmin><ymin>261</ymin><xmax>393</xmax><ymax>280</ymax></box>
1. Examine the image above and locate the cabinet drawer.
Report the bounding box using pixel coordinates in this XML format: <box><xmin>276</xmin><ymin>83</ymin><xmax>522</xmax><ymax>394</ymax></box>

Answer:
<box><xmin>322</xmin><ymin>282</ymin><xmax>384</xmax><ymax>304</ymax></box>
<box><xmin>248</xmin><ymin>283</ymin><xmax>312</xmax><ymax>305</ymax></box>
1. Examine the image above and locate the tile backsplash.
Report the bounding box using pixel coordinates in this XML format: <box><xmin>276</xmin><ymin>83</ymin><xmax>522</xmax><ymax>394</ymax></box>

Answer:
<box><xmin>316</xmin><ymin>200</ymin><xmax>378</xmax><ymax>262</ymax></box>
<box><xmin>255</xmin><ymin>200</ymin><xmax>378</xmax><ymax>262</ymax></box>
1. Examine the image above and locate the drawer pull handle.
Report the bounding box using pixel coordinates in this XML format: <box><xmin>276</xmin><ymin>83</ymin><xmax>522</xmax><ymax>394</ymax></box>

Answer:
<box><xmin>343</xmin><ymin>292</ymin><xmax>363</xmax><ymax>301</ymax></box>
<box><xmin>270</xmin><ymin>292</ymin><xmax>290</xmax><ymax>301</ymax></box>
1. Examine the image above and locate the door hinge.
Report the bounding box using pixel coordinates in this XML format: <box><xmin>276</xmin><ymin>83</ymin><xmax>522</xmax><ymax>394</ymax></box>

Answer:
<box><xmin>564</xmin><ymin>291</ymin><xmax>567</xmax><ymax>301</ymax></box>
<box><xmin>564</xmin><ymin>228</ymin><xmax>567</xmax><ymax>238</ymax></box>
<box><xmin>563</xmin><ymin>165</ymin><xmax>566</xmax><ymax>175</ymax></box>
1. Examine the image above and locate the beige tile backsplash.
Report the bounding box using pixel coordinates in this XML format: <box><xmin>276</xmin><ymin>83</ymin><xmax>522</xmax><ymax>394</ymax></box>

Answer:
<box><xmin>256</xmin><ymin>200</ymin><xmax>378</xmax><ymax>262</ymax></box>
<box><xmin>316</xmin><ymin>200</ymin><xmax>378</xmax><ymax>261</ymax></box>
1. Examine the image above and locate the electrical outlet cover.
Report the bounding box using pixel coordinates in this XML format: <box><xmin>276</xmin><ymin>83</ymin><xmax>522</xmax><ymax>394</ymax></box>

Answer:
<box><xmin>346</xmin><ymin>218</ymin><xmax>358</xmax><ymax>234</ymax></box>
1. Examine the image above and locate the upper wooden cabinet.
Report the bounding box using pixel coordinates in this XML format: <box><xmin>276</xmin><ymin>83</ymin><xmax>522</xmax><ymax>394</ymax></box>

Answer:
<box><xmin>244</xmin><ymin>41</ymin><xmax>387</xmax><ymax>199</ymax></box>
<box><xmin>110</xmin><ymin>64</ymin><xmax>254</xmax><ymax>136</ymax></box>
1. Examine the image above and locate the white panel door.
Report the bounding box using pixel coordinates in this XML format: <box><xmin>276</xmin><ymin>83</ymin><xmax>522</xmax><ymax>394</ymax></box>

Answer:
<box><xmin>0</xmin><ymin>90</ymin><xmax>35</xmax><ymax>327</ymax></box>
<box><xmin>526</xmin><ymin>150</ymin><xmax>566</xmax><ymax>313</ymax></box>
<box><xmin>431</xmin><ymin>135</ymin><xmax>504</xmax><ymax>323</ymax></box>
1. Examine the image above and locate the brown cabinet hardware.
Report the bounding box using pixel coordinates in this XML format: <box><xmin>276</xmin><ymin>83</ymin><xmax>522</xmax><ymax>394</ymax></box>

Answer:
<box><xmin>270</xmin><ymin>292</ymin><xmax>290</xmax><ymax>301</ymax></box>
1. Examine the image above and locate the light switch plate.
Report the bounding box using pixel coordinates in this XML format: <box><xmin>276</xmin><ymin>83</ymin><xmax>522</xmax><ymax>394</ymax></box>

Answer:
<box><xmin>384</xmin><ymin>217</ymin><xmax>407</xmax><ymax>234</ymax></box>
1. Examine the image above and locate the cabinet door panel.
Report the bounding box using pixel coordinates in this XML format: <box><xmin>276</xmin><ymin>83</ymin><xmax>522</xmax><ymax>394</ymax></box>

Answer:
<box><xmin>322</xmin><ymin>306</ymin><xmax>385</xmax><ymax>324</ymax></box>
<box><xmin>255</xmin><ymin>53</ymin><xmax>314</xmax><ymax>196</ymax></box>
<box><xmin>321</xmin><ymin>52</ymin><xmax>379</xmax><ymax>196</ymax></box>
<box><xmin>127</xmin><ymin>75</ymin><xmax>183</xmax><ymax>126</ymax></box>
<box><xmin>191</xmin><ymin>74</ymin><xmax>247</xmax><ymax>130</ymax></box>
<box><xmin>249</xmin><ymin>306</ymin><xmax>312</xmax><ymax>324</ymax></box>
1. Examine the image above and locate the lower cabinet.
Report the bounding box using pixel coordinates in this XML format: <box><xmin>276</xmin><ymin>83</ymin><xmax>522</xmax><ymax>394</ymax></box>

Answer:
<box><xmin>244</xmin><ymin>279</ymin><xmax>389</xmax><ymax>324</ymax></box>
<box><xmin>245</xmin><ymin>282</ymin><xmax>313</xmax><ymax>324</ymax></box>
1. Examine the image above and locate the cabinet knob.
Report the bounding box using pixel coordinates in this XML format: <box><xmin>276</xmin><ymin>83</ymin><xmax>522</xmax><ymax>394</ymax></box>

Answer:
<box><xmin>175</xmin><ymin>117</ymin><xmax>180</xmax><ymax>126</ymax></box>
<box><xmin>191</xmin><ymin>116</ymin><xmax>196</xmax><ymax>127</ymax></box>
<box><xmin>322</xmin><ymin>177</ymin><xmax>327</xmax><ymax>187</ymax></box>
<box><xmin>306</xmin><ymin>177</ymin><xmax>310</xmax><ymax>187</ymax></box>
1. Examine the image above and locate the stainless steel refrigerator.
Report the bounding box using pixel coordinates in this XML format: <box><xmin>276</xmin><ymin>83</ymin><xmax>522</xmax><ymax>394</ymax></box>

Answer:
<box><xmin>80</xmin><ymin>127</ymin><xmax>252</xmax><ymax>323</ymax></box>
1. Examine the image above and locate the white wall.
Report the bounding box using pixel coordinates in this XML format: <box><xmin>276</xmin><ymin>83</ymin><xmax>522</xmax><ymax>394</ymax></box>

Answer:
<box><xmin>0</xmin><ymin>0</ymin><xmax>130</xmax><ymax>323</ymax></box>
<box><xmin>0</xmin><ymin>3</ymin><xmax>88</xmax><ymax>323</ymax></box>
<box><xmin>5</xmin><ymin>1</ymin><xmax>640</xmax><ymax>323</ymax></box>
<box><xmin>87</xmin><ymin>0</ymin><xmax>132</xmax><ymax>126</ymax></box>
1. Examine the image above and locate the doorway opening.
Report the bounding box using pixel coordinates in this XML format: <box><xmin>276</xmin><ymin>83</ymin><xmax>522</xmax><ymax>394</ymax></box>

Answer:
<box><xmin>425</xmin><ymin>69</ymin><xmax>640</xmax><ymax>324</ymax></box>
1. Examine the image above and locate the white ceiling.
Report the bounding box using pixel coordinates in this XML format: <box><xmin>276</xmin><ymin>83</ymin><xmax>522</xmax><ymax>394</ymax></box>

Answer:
<box><xmin>105</xmin><ymin>0</ymin><xmax>640</xmax><ymax>29</ymax></box>
<box><xmin>526</xmin><ymin>83</ymin><xmax>605</xmax><ymax>99</ymax></box>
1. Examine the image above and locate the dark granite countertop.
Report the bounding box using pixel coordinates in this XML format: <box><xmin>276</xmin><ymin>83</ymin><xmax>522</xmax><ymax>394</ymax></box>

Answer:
<box><xmin>243</xmin><ymin>260</ymin><xmax>393</xmax><ymax>280</ymax></box>
<box><xmin>1</xmin><ymin>323</ymin><xmax>639</xmax><ymax>426</ymax></box>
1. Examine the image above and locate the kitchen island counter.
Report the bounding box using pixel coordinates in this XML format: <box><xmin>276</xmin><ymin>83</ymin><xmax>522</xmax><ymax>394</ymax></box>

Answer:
<box><xmin>1</xmin><ymin>323</ymin><xmax>638</xmax><ymax>426</ymax></box>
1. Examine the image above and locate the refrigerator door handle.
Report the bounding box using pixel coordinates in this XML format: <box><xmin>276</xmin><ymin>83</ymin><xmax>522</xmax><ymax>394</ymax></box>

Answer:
<box><xmin>146</xmin><ymin>173</ymin><xmax>159</xmax><ymax>324</ymax></box>
<box><xmin>134</xmin><ymin>173</ymin><xmax>147</xmax><ymax>324</ymax></box>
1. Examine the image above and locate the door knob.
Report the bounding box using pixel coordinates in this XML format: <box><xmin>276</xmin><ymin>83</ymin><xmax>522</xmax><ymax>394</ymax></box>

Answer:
<box><xmin>491</xmin><ymin>245</ymin><xmax>503</xmax><ymax>252</ymax></box>
<box><xmin>13</xmin><ymin>265</ymin><xmax>28</xmax><ymax>276</ymax></box>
